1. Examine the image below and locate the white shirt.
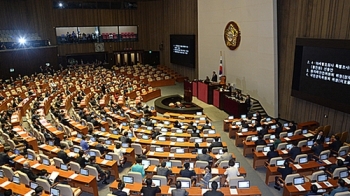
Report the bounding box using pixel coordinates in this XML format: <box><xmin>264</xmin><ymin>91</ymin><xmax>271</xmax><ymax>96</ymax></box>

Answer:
<box><xmin>224</xmin><ymin>166</ymin><xmax>240</xmax><ymax>182</ymax></box>
<box><xmin>113</xmin><ymin>148</ymin><xmax>125</xmax><ymax>161</ymax></box>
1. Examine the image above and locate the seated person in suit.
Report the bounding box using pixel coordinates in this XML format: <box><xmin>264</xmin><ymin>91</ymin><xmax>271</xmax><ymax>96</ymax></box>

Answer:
<box><xmin>267</xmin><ymin>145</ymin><xmax>279</xmax><ymax>162</ymax></box>
<box><xmin>172</xmin><ymin>181</ymin><xmax>189</xmax><ymax>196</ymax></box>
<box><xmin>141</xmin><ymin>178</ymin><xmax>161</xmax><ymax>196</ymax></box>
<box><xmin>179</xmin><ymin>162</ymin><xmax>196</xmax><ymax>183</ymax></box>
<box><xmin>37</xmin><ymin>169</ymin><xmax>53</xmax><ymax>185</ymax></box>
<box><xmin>95</xmin><ymin>140</ymin><xmax>108</xmax><ymax>155</ymax></box>
<box><xmin>120</xmin><ymin>131</ymin><xmax>132</xmax><ymax>144</ymax></box>
<box><xmin>201</xmin><ymin>120</ymin><xmax>212</xmax><ymax>130</ymax></box>
<box><xmin>224</xmin><ymin>159</ymin><xmax>240</xmax><ymax>182</ymax></box>
<box><xmin>173</xmin><ymin>120</ymin><xmax>182</xmax><ymax>128</ymax></box>
<box><xmin>32</xmin><ymin>186</ymin><xmax>44</xmax><ymax>196</ymax></box>
<box><xmin>19</xmin><ymin>161</ymin><xmax>37</xmax><ymax>181</ymax></box>
<box><xmin>274</xmin><ymin>122</ymin><xmax>283</xmax><ymax>137</ymax></box>
<box><xmin>288</xmin><ymin>121</ymin><xmax>297</xmax><ymax>133</ymax></box>
<box><xmin>311</xmin><ymin>140</ymin><xmax>324</xmax><ymax>157</ymax></box>
<box><xmin>288</xmin><ymin>142</ymin><xmax>301</xmax><ymax>161</ymax></box>
<box><xmin>203</xmin><ymin>181</ymin><xmax>224</xmax><ymax>196</ymax></box>
<box><xmin>88</xmin><ymin>156</ymin><xmax>111</xmax><ymax>184</ymax></box>
<box><xmin>157</xmin><ymin>161</ymin><xmax>173</xmax><ymax>179</ymax></box>
<box><xmin>329</xmin><ymin>135</ymin><xmax>342</xmax><ymax>152</ymax></box>
<box><xmin>258</xmin><ymin>124</ymin><xmax>268</xmax><ymax>137</ymax></box>
<box><xmin>57</xmin><ymin>144</ymin><xmax>71</xmax><ymax>164</ymax></box>
<box><xmin>204</xmin><ymin>76</ymin><xmax>211</xmax><ymax>84</ymax></box>
<box><xmin>191</xmin><ymin>143</ymin><xmax>200</xmax><ymax>153</ymax></box>
<box><xmin>0</xmin><ymin>147</ymin><xmax>15</xmax><ymax>167</ymax></box>
<box><xmin>324</xmin><ymin>179</ymin><xmax>348</xmax><ymax>196</ymax></box>
<box><xmin>131</xmin><ymin>157</ymin><xmax>146</xmax><ymax>178</ymax></box>
<box><xmin>255</xmin><ymin>135</ymin><xmax>267</xmax><ymax>146</ymax></box>
<box><xmin>191</xmin><ymin>129</ymin><xmax>201</xmax><ymax>138</ymax></box>
<box><xmin>196</xmin><ymin>148</ymin><xmax>213</xmax><ymax>163</ymax></box>
<box><xmin>197</xmin><ymin>166</ymin><xmax>212</xmax><ymax>188</ymax></box>
<box><xmin>313</xmin><ymin>130</ymin><xmax>325</xmax><ymax>143</ymax></box>
<box><xmin>75</xmin><ymin>150</ymin><xmax>86</xmax><ymax>168</ymax></box>
<box><xmin>328</xmin><ymin>159</ymin><xmax>344</xmax><ymax>173</ymax></box>
<box><xmin>274</xmin><ymin>160</ymin><xmax>293</xmax><ymax>191</ymax></box>
<box><xmin>208</xmin><ymin>137</ymin><xmax>223</xmax><ymax>152</ymax></box>
<box><xmin>112</xmin><ymin>181</ymin><xmax>127</xmax><ymax>196</ymax></box>
<box><xmin>187</xmin><ymin>121</ymin><xmax>196</xmax><ymax>131</ymax></box>
<box><xmin>273</xmin><ymin>134</ymin><xmax>281</xmax><ymax>149</ymax></box>
<box><xmin>305</xmin><ymin>184</ymin><xmax>322</xmax><ymax>196</ymax></box>
<box><xmin>214</xmin><ymin>148</ymin><xmax>233</xmax><ymax>167</ymax></box>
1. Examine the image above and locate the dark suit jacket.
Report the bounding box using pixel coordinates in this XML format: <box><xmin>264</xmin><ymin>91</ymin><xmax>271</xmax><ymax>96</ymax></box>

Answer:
<box><xmin>258</xmin><ymin>128</ymin><xmax>268</xmax><ymax>137</ymax></box>
<box><xmin>288</xmin><ymin>147</ymin><xmax>302</xmax><ymax>160</ymax></box>
<box><xmin>208</xmin><ymin>142</ymin><xmax>223</xmax><ymax>152</ymax></box>
<box><xmin>112</xmin><ymin>189</ymin><xmax>127</xmax><ymax>196</ymax></box>
<box><xmin>57</xmin><ymin>150</ymin><xmax>70</xmax><ymax>164</ymax></box>
<box><xmin>277</xmin><ymin>166</ymin><xmax>293</xmax><ymax>180</ymax></box>
<box><xmin>20</xmin><ymin>168</ymin><xmax>37</xmax><ymax>181</ymax></box>
<box><xmin>255</xmin><ymin>139</ymin><xmax>267</xmax><ymax>146</ymax></box>
<box><xmin>180</xmin><ymin>169</ymin><xmax>196</xmax><ymax>178</ymax></box>
<box><xmin>140</xmin><ymin>186</ymin><xmax>161</xmax><ymax>196</ymax></box>
<box><xmin>274</xmin><ymin>127</ymin><xmax>283</xmax><ymax>137</ymax></box>
<box><xmin>330</xmin><ymin>140</ymin><xmax>342</xmax><ymax>152</ymax></box>
<box><xmin>267</xmin><ymin>151</ymin><xmax>279</xmax><ymax>162</ymax></box>
<box><xmin>76</xmin><ymin>156</ymin><xmax>86</xmax><ymax>168</ymax></box>
<box><xmin>203</xmin><ymin>190</ymin><xmax>224</xmax><ymax>196</ymax></box>
<box><xmin>311</xmin><ymin>144</ymin><xmax>324</xmax><ymax>156</ymax></box>
<box><xmin>191</xmin><ymin>133</ymin><xmax>200</xmax><ymax>137</ymax></box>
<box><xmin>211</xmin><ymin>74</ymin><xmax>218</xmax><ymax>82</ymax></box>
<box><xmin>0</xmin><ymin>152</ymin><xmax>11</xmax><ymax>166</ymax></box>
<box><xmin>313</xmin><ymin>135</ymin><xmax>325</xmax><ymax>143</ymax></box>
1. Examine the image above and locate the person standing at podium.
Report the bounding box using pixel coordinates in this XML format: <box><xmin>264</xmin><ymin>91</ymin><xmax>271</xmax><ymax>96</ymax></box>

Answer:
<box><xmin>211</xmin><ymin>71</ymin><xmax>218</xmax><ymax>82</ymax></box>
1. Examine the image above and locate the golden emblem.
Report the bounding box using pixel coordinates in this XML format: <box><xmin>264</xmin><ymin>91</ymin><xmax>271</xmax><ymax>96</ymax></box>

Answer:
<box><xmin>224</xmin><ymin>21</ymin><xmax>241</xmax><ymax>50</ymax></box>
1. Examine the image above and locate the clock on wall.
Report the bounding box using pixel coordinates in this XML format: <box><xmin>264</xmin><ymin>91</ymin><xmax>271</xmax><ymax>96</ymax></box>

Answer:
<box><xmin>94</xmin><ymin>43</ymin><xmax>105</xmax><ymax>52</ymax></box>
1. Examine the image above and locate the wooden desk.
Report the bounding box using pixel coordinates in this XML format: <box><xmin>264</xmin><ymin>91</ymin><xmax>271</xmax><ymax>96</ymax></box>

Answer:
<box><xmin>164</xmin><ymin>112</ymin><xmax>207</xmax><ymax>120</ymax></box>
<box><xmin>12</xmin><ymin>126</ymin><xmax>39</xmax><ymax>152</ymax></box>
<box><xmin>0</xmin><ymin>177</ymin><xmax>51</xmax><ymax>196</ymax></box>
<box><xmin>10</xmin><ymin>111</ymin><xmax>21</xmax><ymax>126</ymax></box>
<box><xmin>145</xmin><ymin>151</ymin><xmax>235</xmax><ymax>163</ymax></box>
<box><xmin>282</xmin><ymin>179</ymin><xmax>339</xmax><ymax>196</ymax></box>
<box><xmin>149</xmin><ymin>78</ymin><xmax>175</xmax><ymax>88</ymax></box>
<box><xmin>141</xmin><ymin>89</ymin><xmax>161</xmax><ymax>102</ymax></box>
<box><xmin>297</xmin><ymin>121</ymin><xmax>319</xmax><ymax>131</ymax></box>
<box><xmin>13</xmin><ymin>156</ymin><xmax>98</xmax><ymax>195</ymax></box>
<box><xmin>39</xmin><ymin>118</ymin><xmax>65</xmax><ymax>140</ymax></box>
<box><xmin>223</xmin><ymin>96</ymin><xmax>247</xmax><ymax>117</ymax></box>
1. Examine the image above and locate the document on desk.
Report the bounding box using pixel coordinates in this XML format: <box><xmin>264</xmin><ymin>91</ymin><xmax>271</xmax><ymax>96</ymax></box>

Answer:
<box><xmin>295</xmin><ymin>185</ymin><xmax>305</xmax><ymax>191</ymax></box>
<box><xmin>215</xmin><ymin>154</ymin><xmax>222</xmax><ymax>159</ymax></box>
<box><xmin>39</xmin><ymin>144</ymin><xmax>47</xmax><ymax>148</ymax></box>
<box><xmin>201</xmin><ymin>189</ymin><xmax>209</xmax><ymax>194</ymax></box>
<box><xmin>168</xmin><ymin>188</ymin><xmax>175</xmax><ymax>194</ymax></box>
<box><xmin>237</xmin><ymin>133</ymin><xmax>243</xmax><ymax>136</ymax></box>
<box><xmin>203</xmin><ymin>134</ymin><xmax>208</xmax><ymax>137</ymax></box>
<box><xmin>311</xmin><ymin>182</ymin><xmax>322</xmax><ymax>188</ymax></box>
<box><xmin>24</xmin><ymin>190</ymin><xmax>35</xmax><ymax>196</ymax></box>
<box><xmin>284</xmin><ymin>138</ymin><xmax>291</xmax><ymax>141</ymax></box>
<box><xmin>336</xmin><ymin>157</ymin><xmax>345</xmax><ymax>161</ymax></box>
<box><xmin>211</xmin><ymin>168</ymin><xmax>219</xmax><ymax>174</ymax></box>
<box><xmin>50</xmin><ymin>171</ymin><xmax>60</xmax><ymax>181</ymax></box>
<box><xmin>0</xmin><ymin>181</ymin><xmax>11</xmax><ymax>188</ymax></box>
<box><xmin>151</xmin><ymin>140</ymin><xmax>157</xmax><ymax>144</ymax></box>
<box><xmin>323</xmin><ymin>181</ymin><xmax>333</xmax><ymax>187</ymax></box>
<box><xmin>342</xmin><ymin>178</ymin><xmax>350</xmax><ymax>184</ymax></box>
<box><xmin>262</xmin><ymin>152</ymin><xmax>267</xmax><ymax>156</ymax></box>
<box><xmin>68</xmin><ymin>152</ymin><xmax>76</xmax><ymax>157</ymax></box>
<box><xmin>294</xmin><ymin>164</ymin><xmax>302</xmax><ymax>169</ymax></box>
<box><xmin>170</xmin><ymin>133</ymin><xmax>175</xmax><ymax>136</ymax></box>
<box><xmin>230</xmin><ymin>189</ymin><xmax>238</xmax><ymax>195</ymax></box>
<box><xmin>323</xmin><ymin>160</ymin><xmax>332</xmax><ymax>165</ymax></box>
<box><xmin>122</xmin><ymin>188</ymin><xmax>130</xmax><ymax>195</ymax></box>
<box><xmin>169</xmin><ymin>153</ymin><xmax>174</xmax><ymax>157</ymax></box>
<box><xmin>31</xmin><ymin>163</ymin><xmax>41</xmax><ymax>169</ymax></box>
<box><xmin>170</xmin><ymin>142</ymin><xmax>176</xmax><ymax>145</ymax></box>
<box><xmin>281</xmin><ymin>150</ymin><xmax>288</xmax><ymax>154</ymax></box>
<box><xmin>101</xmin><ymin>160</ymin><xmax>109</xmax><ymax>164</ymax></box>
<box><xmin>148</xmin><ymin>152</ymin><xmax>155</xmax><ymax>155</ymax></box>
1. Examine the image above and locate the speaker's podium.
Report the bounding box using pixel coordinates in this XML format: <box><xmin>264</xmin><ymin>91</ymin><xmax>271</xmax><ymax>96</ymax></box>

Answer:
<box><xmin>184</xmin><ymin>80</ymin><xmax>192</xmax><ymax>102</ymax></box>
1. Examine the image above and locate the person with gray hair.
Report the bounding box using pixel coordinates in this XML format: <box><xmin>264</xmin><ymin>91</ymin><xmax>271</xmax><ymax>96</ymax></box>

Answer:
<box><xmin>20</xmin><ymin>161</ymin><xmax>37</xmax><ymax>181</ymax></box>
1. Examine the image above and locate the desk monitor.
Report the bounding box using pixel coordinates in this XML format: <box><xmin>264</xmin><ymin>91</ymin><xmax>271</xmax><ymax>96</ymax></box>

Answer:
<box><xmin>176</xmin><ymin>148</ymin><xmax>185</xmax><ymax>154</ymax></box>
<box><xmin>166</xmin><ymin>161</ymin><xmax>172</xmax><ymax>168</ymax></box>
<box><xmin>155</xmin><ymin>147</ymin><xmax>164</xmax><ymax>152</ymax></box>
<box><xmin>48</xmin><ymin>140</ymin><xmax>54</xmax><ymax>146</ymax></box>
<box><xmin>105</xmin><ymin>140</ymin><xmax>112</xmax><ymax>145</ymax></box>
<box><xmin>142</xmin><ymin>135</ymin><xmax>149</xmax><ymax>140</ymax></box>
<box><xmin>42</xmin><ymin>158</ymin><xmax>50</xmax><ymax>166</ymax></box>
<box><xmin>241</xmin><ymin>114</ymin><xmax>247</xmax><ymax>119</ymax></box>
<box><xmin>80</xmin><ymin>168</ymin><xmax>89</xmax><ymax>176</ymax></box>
<box><xmin>237</xmin><ymin>180</ymin><xmax>250</xmax><ymax>188</ymax></box>
<box><xmin>276</xmin><ymin>160</ymin><xmax>285</xmax><ymax>166</ymax></box>
<box><xmin>90</xmin><ymin>137</ymin><xmax>96</xmax><ymax>142</ymax></box>
<box><xmin>241</xmin><ymin>128</ymin><xmax>248</xmax><ymax>133</ymax></box>
<box><xmin>142</xmin><ymin>160</ymin><xmax>151</xmax><ymax>169</ymax></box>
<box><xmin>286</xmin><ymin>144</ymin><xmax>293</xmax><ymax>150</ymax></box>
<box><xmin>302</xmin><ymin>129</ymin><xmax>308</xmax><ymax>134</ymax></box>
<box><xmin>219</xmin><ymin>149</ymin><xmax>223</xmax><ymax>154</ymax></box>
<box><xmin>133</xmin><ymin>124</ymin><xmax>139</xmax><ymax>129</ymax></box>
<box><xmin>293</xmin><ymin>177</ymin><xmax>305</xmax><ymax>185</ymax></box>
<box><xmin>317</xmin><ymin>174</ymin><xmax>328</xmax><ymax>182</ymax></box>
<box><xmin>325</xmin><ymin>137</ymin><xmax>330</xmax><ymax>142</ymax></box>
<box><xmin>30</xmin><ymin>181</ymin><xmax>38</xmax><ymax>190</ymax></box>
<box><xmin>251</xmin><ymin>120</ymin><xmax>256</xmax><ymax>124</ymax></box>
<box><xmin>12</xmin><ymin>176</ymin><xmax>20</xmax><ymax>184</ymax></box>
<box><xmin>50</xmin><ymin>188</ymin><xmax>60</xmax><ymax>196</ymax></box>
<box><xmin>176</xmin><ymin>138</ymin><xmax>184</xmax><ymax>142</ymax></box>
<box><xmin>77</xmin><ymin>133</ymin><xmax>82</xmax><ymax>138</ymax></box>
<box><xmin>197</xmin><ymin>148</ymin><xmax>203</xmax><ymax>154</ymax></box>
<box><xmin>196</xmin><ymin>112</ymin><xmax>203</xmax><ymax>116</ymax></box>
<box><xmin>0</xmin><ymin>170</ymin><xmax>3</xmax><ymax>178</ymax></box>
<box><xmin>60</xmin><ymin>163</ymin><xmax>68</xmax><ymax>171</ymax></box>
<box><xmin>234</xmin><ymin>162</ymin><xmax>240</xmax><ymax>168</ymax></box>
<box><xmin>339</xmin><ymin>150</ymin><xmax>346</xmax><ymax>157</ymax></box>
<box><xmin>113</xmin><ymin>130</ymin><xmax>118</xmax><ymax>135</ymax></box>
<box><xmin>235</xmin><ymin>122</ymin><xmax>241</xmax><ymax>126</ymax></box>
<box><xmin>27</xmin><ymin>154</ymin><xmax>34</xmax><ymax>161</ymax></box>
<box><xmin>164</xmin><ymin>121</ymin><xmax>170</xmax><ymax>125</ymax></box>
<box><xmin>123</xmin><ymin>176</ymin><xmax>134</xmax><ymax>184</ymax></box>
<box><xmin>287</xmin><ymin>132</ymin><xmax>293</xmax><ymax>137</ymax></box>
<box><xmin>14</xmin><ymin>149</ymin><xmax>20</xmax><ymax>155</ymax></box>
<box><xmin>152</xmin><ymin>179</ymin><xmax>161</xmax><ymax>187</ymax></box>
<box><xmin>270</xmin><ymin>125</ymin><xmax>276</xmax><ymax>129</ymax></box>
<box><xmin>73</xmin><ymin>147</ymin><xmax>80</xmax><ymax>153</ymax></box>
<box><xmin>263</xmin><ymin>147</ymin><xmax>270</xmax><ymax>152</ymax></box>
<box><xmin>270</xmin><ymin>135</ymin><xmax>276</xmax><ymax>139</ymax></box>
<box><xmin>151</xmin><ymin>106</ymin><xmax>155</xmax><ymax>110</ymax></box>
<box><xmin>200</xmin><ymin>117</ymin><xmax>206</xmax><ymax>121</ymax></box>
<box><xmin>320</xmin><ymin>153</ymin><xmax>328</xmax><ymax>160</ymax></box>
<box><xmin>340</xmin><ymin>171</ymin><xmax>349</xmax><ymax>178</ymax></box>
<box><xmin>160</xmin><ymin>128</ymin><xmax>167</xmax><ymax>132</ymax></box>
<box><xmin>147</xmin><ymin>126</ymin><xmax>153</xmax><ymax>130</ymax></box>
<box><xmin>101</xmin><ymin>127</ymin><xmax>106</xmax><ymax>132</ymax></box>
<box><xmin>158</xmin><ymin>136</ymin><xmax>166</xmax><ymax>141</ymax></box>
<box><xmin>251</xmin><ymin>136</ymin><xmax>258</xmax><ymax>142</ymax></box>
<box><xmin>105</xmin><ymin>154</ymin><xmax>113</xmax><ymax>160</ymax></box>
<box><xmin>122</xmin><ymin>122</ymin><xmax>127</xmax><ymax>126</ymax></box>
<box><xmin>176</xmin><ymin>129</ymin><xmax>183</xmax><ymax>134</ymax></box>
<box><xmin>189</xmin><ymin>162</ymin><xmax>194</xmax><ymax>169</ymax></box>
<box><xmin>89</xmin><ymin>151</ymin><xmax>96</xmax><ymax>157</ymax></box>
<box><xmin>152</xmin><ymin>120</ymin><xmax>157</xmax><ymax>124</ymax></box>
<box><xmin>266</xmin><ymin>118</ymin><xmax>271</xmax><ymax>122</ymax></box>
<box><xmin>284</xmin><ymin>123</ymin><xmax>289</xmax><ymax>127</ymax></box>
<box><xmin>208</xmin><ymin>130</ymin><xmax>215</xmax><ymax>134</ymax></box>
<box><xmin>181</xmin><ymin>181</ymin><xmax>190</xmax><ymax>188</ymax></box>
<box><xmin>208</xmin><ymin>181</ymin><xmax>220</xmax><ymax>189</ymax></box>
<box><xmin>228</xmin><ymin>116</ymin><xmax>234</xmax><ymax>120</ymax></box>
<box><xmin>253</xmin><ymin>113</ymin><xmax>257</xmax><ymax>117</ymax></box>
<box><xmin>299</xmin><ymin>157</ymin><xmax>308</xmax><ymax>164</ymax></box>
<box><xmin>122</xmin><ymin>143</ymin><xmax>129</xmax><ymax>148</ymax></box>
<box><xmin>307</xmin><ymin>140</ymin><xmax>314</xmax><ymax>147</ymax></box>
<box><xmin>256</xmin><ymin>127</ymin><xmax>262</xmax><ymax>131</ymax></box>
<box><xmin>195</xmin><ymin>138</ymin><xmax>203</xmax><ymax>143</ymax></box>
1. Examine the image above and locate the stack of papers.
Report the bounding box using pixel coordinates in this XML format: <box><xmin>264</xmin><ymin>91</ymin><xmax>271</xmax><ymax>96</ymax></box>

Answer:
<box><xmin>342</xmin><ymin>178</ymin><xmax>350</xmax><ymax>184</ymax></box>
<box><xmin>230</xmin><ymin>189</ymin><xmax>238</xmax><ymax>195</ymax></box>
<box><xmin>281</xmin><ymin>150</ymin><xmax>288</xmax><ymax>154</ymax></box>
<box><xmin>323</xmin><ymin>181</ymin><xmax>333</xmax><ymax>187</ymax></box>
<box><xmin>101</xmin><ymin>160</ymin><xmax>109</xmax><ymax>164</ymax></box>
<box><xmin>0</xmin><ymin>181</ymin><xmax>11</xmax><ymax>188</ymax></box>
<box><xmin>323</xmin><ymin>160</ymin><xmax>332</xmax><ymax>165</ymax></box>
<box><xmin>69</xmin><ymin>173</ymin><xmax>78</xmax><ymax>179</ymax></box>
<box><xmin>294</xmin><ymin>164</ymin><xmax>302</xmax><ymax>169</ymax></box>
<box><xmin>295</xmin><ymin>185</ymin><xmax>305</xmax><ymax>191</ymax></box>
<box><xmin>201</xmin><ymin>189</ymin><xmax>209</xmax><ymax>194</ymax></box>
<box><xmin>311</xmin><ymin>182</ymin><xmax>322</xmax><ymax>188</ymax></box>
<box><xmin>122</xmin><ymin>188</ymin><xmax>130</xmax><ymax>195</ymax></box>
<box><xmin>211</xmin><ymin>168</ymin><xmax>219</xmax><ymax>174</ymax></box>
<box><xmin>50</xmin><ymin>171</ymin><xmax>60</xmax><ymax>181</ymax></box>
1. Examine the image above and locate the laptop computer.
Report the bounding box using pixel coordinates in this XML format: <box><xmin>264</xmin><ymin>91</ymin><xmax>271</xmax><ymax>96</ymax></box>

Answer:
<box><xmin>176</xmin><ymin>148</ymin><xmax>185</xmax><ymax>154</ymax></box>
<box><xmin>340</xmin><ymin>171</ymin><xmax>349</xmax><ymax>178</ymax></box>
<box><xmin>339</xmin><ymin>150</ymin><xmax>346</xmax><ymax>157</ymax></box>
<box><xmin>158</xmin><ymin>136</ymin><xmax>166</xmax><ymax>141</ymax></box>
<box><xmin>122</xmin><ymin>143</ymin><xmax>129</xmax><ymax>148</ymax></box>
<box><xmin>176</xmin><ymin>138</ymin><xmax>184</xmax><ymax>142</ymax></box>
<box><xmin>228</xmin><ymin>116</ymin><xmax>234</xmax><ymax>120</ymax></box>
<box><xmin>208</xmin><ymin>181</ymin><xmax>220</xmax><ymax>189</ymax></box>
<box><xmin>89</xmin><ymin>151</ymin><xmax>96</xmax><ymax>157</ymax></box>
<box><xmin>27</xmin><ymin>154</ymin><xmax>34</xmax><ymax>161</ymax></box>
<box><xmin>284</xmin><ymin>123</ymin><xmax>289</xmax><ymax>127</ymax></box>
<box><xmin>241</xmin><ymin>128</ymin><xmax>248</xmax><ymax>133</ymax></box>
<box><xmin>105</xmin><ymin>140</ymin><xmax>112</xmax><ymax>145</ymax></box>
<box><xmin>60</xmin><ymin>163</ymin><xmax>68</xmax><ymax>171</ymax></box>
<box><xmin>266</xmin><ymin>118</ymin><xmax>271</xmax><ymax>122</ymax></box>
<box><xmin>241</xmin><ymin>114</ymin><xmax>247</xmax><ymax>119</ymax></box>
<box><xmin>256</xmin><ymin>127</ymin><xmax>262</xmax><ymax>131</ymax></box>
<box><xmin>142</xmin><ymin>160</ymin><xmax>151</xmax><ymax>169</ymax></box>
<box><xmin>317</xmin><ymin>174</ymin><xmax>328</xmax><ymax>182</ymax></box>
<box><xmin>302</xmin><ymin>129</ymin><xmax>308</xmax><ymax>134</ymax></box>
<box><xmin>208</xmin><ymin>130</ymin><xmax>216</xmax><ymax>134</ymax></box>
<box><xmin>194</xmin><ymin>138</ymin><xmax>203</xmax><ymax>143</ymax></box>
<box><xmin>307</xmin><ymin>140</ymin><xmax>314</xmax><ymax>147</ymax></box>
<box><xmin>238</xmin><ymin>180</ymin><xmax>250</xmax><ymax>188</ymax></box>
<box><xmin>30</xmin><ymin>181</ymin><xmax>38</xmax><ymax>190</ymax></box>
<box><xmin>14</xmin><ymin>149</ymin><xmax>20</xmax><ymax>155</ymax></box>
<box><xmin>287</xmin><ymin>132</ymin><xmax>293</xmax><ymax>137</ymax></box>
<box><xmin>42</xmin><ymin>158</ymin><xmax>50</xmax><ymax>166</ymax></box>
<box><xmin>90</xmin><ymin>137</ymin><xmax>96</xmax><ymax>142</ymax></box>
<box><xmin>293</xmin><ymin>177</ymin><xmax>305</xmax><ymax>185</ymax></box>
<box><xmin>234</xmin><ymin>162</ymin><xmax>240</xmax><ymax>168</ymax></box>
<box><xmin>105</xmin><ymin>154</ymin><xmax>113</xmax><ymax>160</ymax></box>
<box><xmin>152</xmin><ymin>179</ymin><xmax>161</xmax><ymax>187</ymax></box>
<box><xmin>142</xmin><ymin>135</ymin><xmax>149</xmax><ymax>140</ymax></box>
<box><xmin>181</xmin><ymin>181</ymin><xmax>190</xmax><ymax>188</ymax></box>
<box><xmin>166</xmin><ymin>161</ymin><xmax>172</xmax><ymax>168</ymax></box>
<box><xmin>286</xmin><ymin>144</ymin><xmax>293</xmax><ymax>150</ymax></box>
<box><xmin>196</xmin><ymin>112</ymin><xmax>202</xmax><ymax>116</ymax></box>
<box><xmin>270</xmin><ymin>125</ymin><xmax>276</xmax><ymax>129</ymax></box>
<box><xmin>276</xmin><ymin>160</ymin><xmax>285</xmax><ymax>166</ymax></box>
<box><xmin>161</xmin><ymin>128</ymin><xmax>167</xmax><ymax>132</ymax></box>
<box><xmin>12</xmin><ymin>176</ymin><xmax>20</xmax><ymax>184</ymax></box>
<box><xmin>236</xmin><ymin>122</ymin><xmax>242</xmax><ymax>126</ymax></box>
<box><xmin>101</xmin><ymin>127</ymin><xmax>106</xmax><ymax>132</ymax></box>
<box><xmin>80</xmin><ymin>168</ymin><xmax>89</xmax><ymax>176</ymax></box>
<box><xmin>123</xmin><ymin>176</ymin><xmax>134</xmax><ymax>184</ymax></box>
<box><xmin>152</xmin><ymin>120</ymin><xmax>157</xmax><ymax>124</ymax></box>
<box><xmin>48</xmin><ymin>140</ymin><xmax>54</xmax><ymax>146</ymax></box>
<box><xmin>155</xmin><ymin>147</ymin><xmax>164</xmax><ymax>152</ymax></box>
<box><xmin>73</xmin><ymin>147</ymin><xmax>80</xmax><ymax>153</ymax></box>
<box><xmin>77</xmin><ymin>133</ymin><xmax>82</xmax><ymax>138</ymax></box>
<box><xmin>251</xmin><ymin>136</ymin><xmax>258</xmax><ymax>142</ymax></box>
<box><xmin>197</xmin><ymin>148</ymin><xmax>203</xmax><ymax>154</ymax></box>
<box><xmin>270</xmin><ymin>135</ymin><xmax>276</xmax><ymax>139</ymax></box>
<box><xmin>263</xmin><ymin>147</ymin><xmax>270</xmax><ymax>152</ymax></box>
<box><xmin>112</xmin><ymin>130</ymin><xmax>118</xmax><ymax>135</ymax></box>
<box><xmin>299</xmin><ymin>157</ymin><xmax>308</xmax><ymax>164</ymax></box>
<box><xmin>0</xmin><ymin>170</ymin><xmax>3</xmax><ymax>178</ymax></box>
<box><xmin>176</xmin><ymin>129</ymin><xmax>183</xmax><ymax>134</ymax></box>
<box><xmin>320</xmin><ymin>153</ymin><xmax>328</xmax><ymax>160</ymax></box>
<box><xmin>50</xmin><ymin>188</ymin><xmax>60</xmax><ymax>196</ymax></box>
<box><xmin>147</xmin><ymin>126</ymin><xmax>153</xmax><ymax>130</ymax></box>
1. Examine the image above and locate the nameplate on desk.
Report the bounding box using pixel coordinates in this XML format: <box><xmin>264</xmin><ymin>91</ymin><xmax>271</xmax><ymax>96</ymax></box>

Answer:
<box><xmin>151</xmin><ymin>140</ymin><xmax>157</xmax><ymax>144</ymax></box>
<box><xmin>323</xmin><ymin>160</ymin><xmax>332</xmax><ymax>165</ymax></box>
<box><xmin>169</xmin><ymin>153</ymin><xmax>174</xmax><ymax>157</ymax></box>
<box><xmin>294</xmin><ymin>164</ymin><xmax>302</xmax><ymax>169</ymax></box>
<box><xmin>230</xmin><ymin>189</ymin><xmax>238</xmax><ymax>195</ymax></box>
<box><xmin>295</xmin><ymin>185</ymin><xmax>305</xmax><ymax>191</ymax></box>
<box><xmin>0</xmin><ymin>181</ymin><xmax>11</xmax><ymax>188</ymax></box>
<box><xmin>284</xmin><ymin>138</ymin><xmax>291</xmax><ymax>141</ymax></box>
<box><xmin>68</xmin><ymin>173</ymin><xmax>78</xmax><ymax>179</ymax></box>
<box><xmin>31</xmin><ymin>163</ymin><xmax>41</xmax><ymax>168</ymax></box>
<box><xmin>237</xmin><ymin>133</ymin><xmax>243</xmax><ymax>136</ymax></box>
<box><xmin>311</xmin><ymin>182</ymin><xmax>322</xmax><ymax>189</ymax></box>
<box><xmin>170</xmin><ymin>142</ymin><xmax>176</xmax><ymax>145</ymax></box>
<box><xmin>148</xmin><ymin>152</ymin><xmax>155</xmax><ymax>155</ymax></box>
<box><xmin>215</xmin><ymin>154</ymin><xmax>222</xmax><ymax>159</ymax></box>
<box><xmin>17</xmin><ymin>157</ymin><xmax>26</xmax><ymax>162</ymax></box>
<box><xmin>101</xmin><ymin>160</ymin><xmax>109</xmax><ymax>164</ymax></box>
<box><xmin>281</xmin><ymin>150</ymin><xmax>288</xmax><ymax>154</ymax></box>
<box><xmin>211</xmin><ymin>168</ymin><xmax>219</xmax><ymax>174</ymax></box>
<box><xmin>24</xmin><ymin>190</ymin><xmax>35</xmax><ymax>196</ymax></box>
<box><xmin>323</xmin><ymin>181</ymin><xmax>333</xmax><ymax>187</ymax></box>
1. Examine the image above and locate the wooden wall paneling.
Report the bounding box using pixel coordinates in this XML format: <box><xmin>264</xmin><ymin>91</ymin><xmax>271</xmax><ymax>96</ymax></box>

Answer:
<box><xmin>278</xmin><ymin>0</ymin><xmax>350</xmax><ymax>142</ymax></box>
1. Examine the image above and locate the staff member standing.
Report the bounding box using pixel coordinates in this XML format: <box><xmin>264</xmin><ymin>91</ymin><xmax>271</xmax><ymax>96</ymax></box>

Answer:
<box><xmin>211</xmin><ymin>71</ymin><xmax>218</xmax><ymax>82</ymax></box>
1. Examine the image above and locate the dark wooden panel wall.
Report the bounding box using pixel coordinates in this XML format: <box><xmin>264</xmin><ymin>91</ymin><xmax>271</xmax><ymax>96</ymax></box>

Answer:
<box><xmin>0</xmin><ymin>0</ymin><xmax>197</xmax><ymax>79</ymax></box>
<box><xmin>278</xmin><ymin>0</ymin><xmax>350</xmax><ymax>139</ymax></box>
